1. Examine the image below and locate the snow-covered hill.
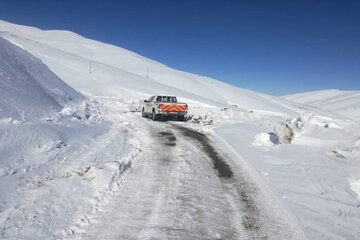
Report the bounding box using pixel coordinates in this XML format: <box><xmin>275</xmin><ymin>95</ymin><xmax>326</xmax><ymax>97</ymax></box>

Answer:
<box><xmin>284</xmin><ymin>89</ymin><xmax>360</xmax><ymax>121</ymax></box>
<box><xmin>0</xmin><ymin>19</ymin><xmax>303</xmax><ymax>116</ymax></box>
<box><xmin>0</xmin><ymin>36</ymin><xmax>83</xmax><ymax>121</ymax></box>
<box><xmin>0</xmin><ymin>35</ymin><xmax>107</xmax><ymax>211</ymax></box>
<box><xmin>1</xmin><ymin>19</ymin><xmax>360</xmax><ymax>240</ymax></box>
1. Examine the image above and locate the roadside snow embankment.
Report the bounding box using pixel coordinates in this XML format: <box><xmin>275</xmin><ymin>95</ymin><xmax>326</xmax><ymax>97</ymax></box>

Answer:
<box><xmin>350</xmin><ymin>179</ymin><xmax>360</xmax><ymax>201</ymax></box>
<box><xmin>0</xmin><ymin>36</ymin><xmax>83</xmax><ymax>121</ymax></box>
<box><xmin>0</xmin><ymin>36</ymin><xmax>106</xmax><ymax>169</ymax></box>
<box><xmin>0</xmin><ymin>36</ymin><xmax>136</xmax><ymax>239</ymax></box>
<box><xmin>214</xmin><ymin>109</ymin><xmax>360</xmax><ymax>240</ymax></box>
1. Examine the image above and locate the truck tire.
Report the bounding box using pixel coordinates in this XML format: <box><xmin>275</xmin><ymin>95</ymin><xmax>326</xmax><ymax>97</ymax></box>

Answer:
<box><xmin>152</xmin><ymin>110</ymin><xmax>157</xmax><ymax>121</ymax></box>
<box><xmin>142</xmin><ymin>108</ymin><xmax>146</xmax><ymax>118</ymax></box>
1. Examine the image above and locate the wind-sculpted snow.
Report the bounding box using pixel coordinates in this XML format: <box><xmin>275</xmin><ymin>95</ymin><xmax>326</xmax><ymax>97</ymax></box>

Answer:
<box><xmin>0</xmin><ymin>36</ymin><xmax>105</xmax><ymax>166</ymax></box>
<box><xmin>216</xmin><ymin>113</ymin><xmax>360</xmax><ymax>239</ymax></box>
<box><xmin>0</xmin><ymin>36</ymin><xmax>83</xmax><ymax>121</ymax></box>
<box><xmin>174</xmin><ymin>124</ymin><xmax>233</xmax><ymax>178</ymax></box>
<box><xmin>0</xmin><ymin>36</ymin><xmax>109</xmax><ymax>239</ymax></box>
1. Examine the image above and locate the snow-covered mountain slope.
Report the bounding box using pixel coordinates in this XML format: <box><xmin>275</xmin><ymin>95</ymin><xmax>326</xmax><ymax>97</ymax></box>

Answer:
<box><xmin>284</xmin><ymin>89</ymin><xmax>360</xmax><ymax>120</ymax></box>
<box><xmin>0</xmin><ymin>36</ymin><xmax>106</xmax><ymax>203</ymax></box>
<box><xmin>0</xmin><ymin>36</ymin><xmax>84</xmax><ymax>121</ymax></box>
<box><xmin>1</xmin><ymin>19</ymin><xmax>360</xmax><ymax>240</ymax></box>
<box><xmin>0</xmin><ymin>19</ymin><xmax>302</xmax><ymax>115</ymax></box>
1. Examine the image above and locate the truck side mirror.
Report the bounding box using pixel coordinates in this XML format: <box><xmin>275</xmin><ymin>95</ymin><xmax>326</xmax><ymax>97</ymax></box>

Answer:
<box><xmin>144</xmin><ymin>100</ymin><xmax>148</xmax><ymax>103</ymax></box>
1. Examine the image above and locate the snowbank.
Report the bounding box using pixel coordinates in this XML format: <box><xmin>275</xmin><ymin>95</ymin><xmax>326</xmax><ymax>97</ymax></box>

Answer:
<box><xmin>253</xmin><ymin>132</ymin><xmax>279</xmax><ymax>146</ymax></box>
<box><xmin>0</xmin><ymin>36</ymin><xmax>83</xmax><ymax>121</ymax></box>
<box><xmin>212</xmin><ymin>104</ymin><xmax>360</xmax><ymax>240</ymax></box>
<box><xmin>350</xmin><ymin>179</ymin><xmax>360</xmax><ymax>201</ymax></box>
<box><xmin>0</xmin><ymin>35</ymin><xmax>110</xmax><ymax>239</ymax></box>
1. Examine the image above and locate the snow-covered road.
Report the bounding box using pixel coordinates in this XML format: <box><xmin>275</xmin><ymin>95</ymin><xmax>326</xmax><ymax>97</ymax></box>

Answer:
<box><xmin>76</xmin><ymin>121</ymin><xmax>245</xmax><ymax>239</ymax></box>
<box><xmin>0</xmin><ymin>97</ymin><xmax>306</xmax><ymax>240</ymax></box>
<box><xmin>68</xmin><ymin>100</ymin><xmax>304</xmax><ymax>240</ymax></box>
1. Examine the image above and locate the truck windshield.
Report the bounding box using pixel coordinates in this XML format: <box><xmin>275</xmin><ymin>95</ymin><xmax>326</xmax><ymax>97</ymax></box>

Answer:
<box><xmin>156</xmin><ymin>96</ymin><xmax>177</xmax><ymax>103</ymax></box>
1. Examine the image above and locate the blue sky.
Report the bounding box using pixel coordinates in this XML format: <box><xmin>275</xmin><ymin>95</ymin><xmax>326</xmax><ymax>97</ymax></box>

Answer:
<box><xmin>1</xmin><ymin>0</ymin><xmax>359</xmax><ymax>95</ymax></box>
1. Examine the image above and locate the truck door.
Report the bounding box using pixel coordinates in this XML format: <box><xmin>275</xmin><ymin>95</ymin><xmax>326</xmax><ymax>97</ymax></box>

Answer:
<box><xmin>146</xmin><ymin>96</ymin><xmax>155</xmax><ymax>113</ymax></box>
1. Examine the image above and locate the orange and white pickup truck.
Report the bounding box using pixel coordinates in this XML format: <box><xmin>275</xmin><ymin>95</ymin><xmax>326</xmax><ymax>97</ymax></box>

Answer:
<box><xmin>142</xmin><ymin>95</ymin><xmax>188</xmax><ymax>121</ymax></box>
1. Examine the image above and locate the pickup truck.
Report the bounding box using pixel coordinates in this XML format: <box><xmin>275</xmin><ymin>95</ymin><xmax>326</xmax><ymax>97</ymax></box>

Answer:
<box><xmin>142</xmin><ymin>95</ymin><xmax>188</xmax><ymax>121</ymax></box>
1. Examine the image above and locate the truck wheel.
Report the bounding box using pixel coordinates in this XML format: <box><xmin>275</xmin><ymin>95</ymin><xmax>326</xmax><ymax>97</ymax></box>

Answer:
<box><xmin>179</xmin><ymin>116</ymin><xmax>185</xmax><ymax>122</ymax></box>
<box><xmin>142</xmin><ymin>108</ymin><xmax>146</xmax><ymax>118</ymax></box>
<box><xmin>152</xmin><ymin>111</ymin><xmax>157</xmax><ymax>121</ymax></box>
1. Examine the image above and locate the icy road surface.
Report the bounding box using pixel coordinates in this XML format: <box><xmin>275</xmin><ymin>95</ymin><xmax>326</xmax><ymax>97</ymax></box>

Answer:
<box><xmin>0</xmin><ymin>98</ymin><xmax>304</xmax><ymax>240</ymax></box>
<box><xmin>68</xmin><ymin>101</ymin><xmax>304</xmax><ymax>240</ymax></box>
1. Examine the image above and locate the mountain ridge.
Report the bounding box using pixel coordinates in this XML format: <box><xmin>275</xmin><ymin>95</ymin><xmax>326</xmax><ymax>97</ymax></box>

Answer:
<box><xmin>284</xmin><ymin>89</ymin><xmax>360</xmax><ymax>120</ymax></box>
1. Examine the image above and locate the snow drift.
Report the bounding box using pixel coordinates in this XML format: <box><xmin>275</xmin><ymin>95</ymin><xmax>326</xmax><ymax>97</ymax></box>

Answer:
<box><xmin>0</xmin><ymin>36</ymin><xmax>84</xmax><ymax>121</ymax></box>
<box><xmin>0</xmin><ymin>34</ymin><xmax>105</xmax><ymax>178</ymax></box>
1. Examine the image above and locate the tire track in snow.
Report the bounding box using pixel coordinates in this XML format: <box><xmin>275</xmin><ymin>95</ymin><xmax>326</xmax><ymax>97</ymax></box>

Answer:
<box><xmin>177</xmin><ymin>124</ymin><xmax>305</xmax><ymax>240</ymax></box>
<box><xmin>75</xmin><ymin>117</ymin><xmax>303</xmax><ymax>240</ymax></box>
<box><xmin>173</xmin><ymin>123</ymin><xmax>305</xmax><ymax>240</ymax></box>
<box><xmin>79</xmin><ymin>120</ymin><xmax>246</xmax><ymax>239</ymax></box>
<box><xmin>173</xmin><ymin>124</ymin><xmax>262</xmax><ymax>239</ymax></box>
<box><xmin>174</xmin><ymin>125</ymin><xmax>233</xmax><ymax>178</ymax></box>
